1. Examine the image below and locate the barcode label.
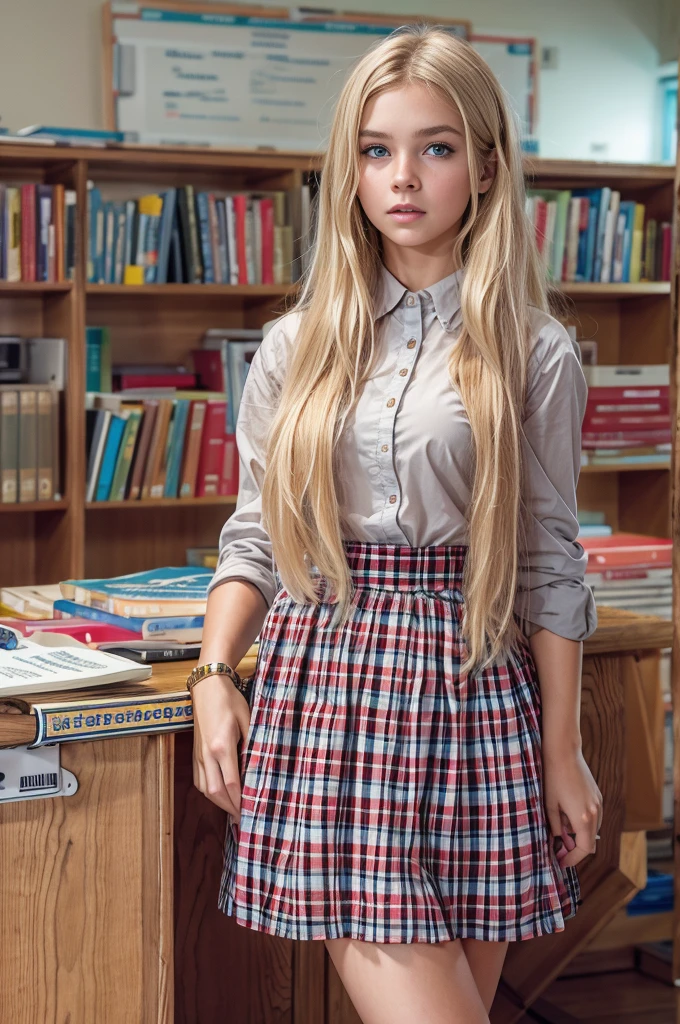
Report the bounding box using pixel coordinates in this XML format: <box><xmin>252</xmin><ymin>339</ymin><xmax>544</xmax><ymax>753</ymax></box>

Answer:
<box><xmin>19</xmin><ymin>773</ymin><xmax>58</xmax><ymax>791</ymax></box>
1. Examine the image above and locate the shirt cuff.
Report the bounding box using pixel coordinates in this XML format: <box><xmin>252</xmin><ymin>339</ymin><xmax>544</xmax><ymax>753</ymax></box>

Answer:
<box><xmin>207</xmin><ymin>564</ymin><xmax>277</xmax><ymax>608</ymax></box>
<box><xmin>514</xmin><ymin>579</ymin><xmax>598</xmax><ymax>641</ymax></box>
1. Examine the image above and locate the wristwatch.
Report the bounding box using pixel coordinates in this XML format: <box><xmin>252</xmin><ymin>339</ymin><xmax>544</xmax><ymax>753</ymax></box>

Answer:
<box><xmin>186</xmin><ymin>661</ymin><xmax>250</xmax><ymax>699</ymax></box>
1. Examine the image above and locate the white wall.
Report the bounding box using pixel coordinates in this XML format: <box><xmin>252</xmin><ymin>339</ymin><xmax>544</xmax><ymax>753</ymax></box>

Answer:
<box><xmin>0</xmin><ymin>0</ymin><xmax>673</xmax><ymax>162</ymax></box>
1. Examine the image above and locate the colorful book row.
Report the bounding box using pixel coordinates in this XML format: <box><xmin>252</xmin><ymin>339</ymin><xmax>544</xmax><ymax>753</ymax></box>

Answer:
<box><xmin>86</xmin><ymin>182</ymin><xmax>312</xmax><ymax>286</ymax></box>
<box><xmin>0</xmin><ymin>182</ymin><xmax>76</xmax><ymax>282</ymax></box>
<box><xmin>526</xmin><ymin>187</ymin><xmax>671</xmax><ymax>284</ymax></box>
<box><xmin>86</xmin><ymin>391</ymin><xmax>237</xmax><ymax>503</ymax></box>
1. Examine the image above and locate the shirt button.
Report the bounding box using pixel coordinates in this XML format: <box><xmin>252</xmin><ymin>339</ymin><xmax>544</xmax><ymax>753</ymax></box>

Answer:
<box><xmin>381</xmin><ymin>444</ymin><xmax>389</xmax><ymax>452</ymax></box>
<box><xmin>389</xmin><ymin>494</ymin><xmax>397</xmax><ymax>503</ymax></box>
<box><xmin>399</xmin><ymin>368</ymin><xmax>408</xmax><ymax>376</ymax></box>
<box><xmin>386</xmin><ymin>397</ymin><xmax>395</xmax><ymax>407</ymax></box>
<box><xmin>407</xmin><ymin>339</ymin><xmax>416</xmax><ymax>349</ymax></box>
<box><xmin>406</xmin><ymin>295</ymin><xmax>416</xmax><ymax>306</ymax></box>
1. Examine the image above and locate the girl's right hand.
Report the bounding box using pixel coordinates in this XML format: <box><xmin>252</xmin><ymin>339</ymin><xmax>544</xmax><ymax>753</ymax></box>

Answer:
<box><xmin>191</xmin><ymin>675</ymin><xmax>251</xmax><ymax>822</ymax></box>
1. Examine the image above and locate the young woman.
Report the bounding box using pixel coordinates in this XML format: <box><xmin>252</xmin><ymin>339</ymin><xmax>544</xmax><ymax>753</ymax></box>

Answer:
<box><xmin>189</xmin><ymin>24</ymin><xmax>603</xmax><ymax>1024</ymax></box>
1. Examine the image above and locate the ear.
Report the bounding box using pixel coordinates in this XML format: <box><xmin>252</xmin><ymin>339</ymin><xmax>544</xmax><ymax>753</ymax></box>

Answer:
<box><xmin>478</xmin><ymin>148</ymin><xmax>497</xmax><ymax>195</ymax></box>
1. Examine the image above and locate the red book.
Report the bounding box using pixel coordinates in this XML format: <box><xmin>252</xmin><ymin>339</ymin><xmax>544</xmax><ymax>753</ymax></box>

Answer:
<box><xmin>535</xmin><ymin>198</ymin><xmax>547</xmax><ymax>255</ymax></box>
<box><xmin>580</xmin><ymin>534</ymin><xmax>672</xmax><ymax>571</ymax></box>
<box><xmin>586</xmin><ymin>385</ymin><xmax>669</xmax><ymax>409</ymax></box>
<box><xmin>582</xmin><ymin>412</ymin><xmax>670</xmax><ymax>431</ymax></box>
<box><xmin>260</xmin><ymin>197</ymin><xmax>274</xmax><ymax>284</ymax></box>
<box><xmin>114</xmin><ymin>372</ymin><xmax>197</xmax><ymax>390</ymax></box>
<box><xmin>195</xmin><ymin>400</ymin><xmax>226</xmax><ymax>496</ymax></box>
<box><xmin>0</xmin><ymin>617</ymin><xmax>142</xmax><ymax>643</ymax></box>
<box><xmin>192</xmin><ymin>350</ymin><xmax>224</xmax><ymax>391</ymax></box>
<box><xmin>232</xmin><ymin>194</ymin><xmax>248</xmax><ymax>286</ymax></box>
<box><xmin>20</xmin><ymin>183</ymin><xmax>36</xmax><ymax>282</ymax></box>
<box><xmin>218</xmin><ymin>434</ymin><xmax>238</xmax><ymax>495</ymax></box>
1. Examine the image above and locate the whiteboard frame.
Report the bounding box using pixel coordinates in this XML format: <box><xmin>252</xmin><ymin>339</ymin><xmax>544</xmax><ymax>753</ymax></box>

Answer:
<box><xmin>102</xmin><ymin>0</ymin><xmax>472</xmax><ymax>138</ymax></box>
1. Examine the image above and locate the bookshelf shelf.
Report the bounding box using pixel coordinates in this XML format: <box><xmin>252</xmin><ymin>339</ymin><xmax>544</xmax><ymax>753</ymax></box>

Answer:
<box><xmin>86</xmin><ymin>284</ymin><xmax>295</xmax><ymax>299</ymax></box>
<box><xmin>0</xmin><ymin>282</ymin><xmax>73</xmax><ymax>295</ymax></box>
<box><xmin>0</xmin><ymin>500</ymin><xmax>68</xmax><ymax>513</ymax></box>
<box><xmin>85</xmin><ymin>496</ymin><xmax>236</xmax><ymax>510</ymax></box>
<box><xmin>580</xmin><ymin>461</ymin><xmax>671</xmax><ymax>474</ymax></box>
<box><xmin>560</xmin><ymin>282</ymin><xmax>671</xmax><ymax>297</ymax></box>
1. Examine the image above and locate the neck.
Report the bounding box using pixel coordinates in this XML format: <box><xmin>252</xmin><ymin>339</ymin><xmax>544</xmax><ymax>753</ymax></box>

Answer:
<box><xmin>381</xmin><ymin>239</ymin><xmax>460</xmax><ymax>292</ymax></box>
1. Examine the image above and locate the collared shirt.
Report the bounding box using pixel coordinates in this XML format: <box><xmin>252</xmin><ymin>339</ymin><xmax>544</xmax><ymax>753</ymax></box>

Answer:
<box><xmin>209</xmin><ymin>263</ymin><xmax>598</xmax><ymax>642</ymax></box>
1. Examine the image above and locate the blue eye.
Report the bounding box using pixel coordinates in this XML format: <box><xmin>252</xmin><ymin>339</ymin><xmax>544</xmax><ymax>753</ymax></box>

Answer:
<box><xmin>361</xmin><ymin>144</ymin><xmax>389</xmax><ymax>158</ymax></box>
<box><xmin>425</xmin><ymin>143</ymin><xmax>454</xmax><ymax>157</ymax></box>
<box><xmin>360</xmin><ymin>142</ymin><xmax>454</xmax><ymax>159</ymax></box>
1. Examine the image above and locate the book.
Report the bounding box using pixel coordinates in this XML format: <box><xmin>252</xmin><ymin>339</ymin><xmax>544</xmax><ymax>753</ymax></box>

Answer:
<box><xmin>0</xmin><ymin>616</ymin><xmax>143</xmax><ymax>643</ymax></box>
<box><xmin>59</xmin><ymin>566</ymin><xmax>214</xmax><ymax>617</ymax></box>
<box><xmin>0</xmin><ymin>632</ymin><xmax>151</xmax><ymax>697</ymax></box>
<box><xmin>0</xmin><ymin>583</ymin><xmax>63</xmax><ymax>618</ymax></box>
<box><xmin>53</xmin><ymin>599</ymin><xmax>205</xmax><ymax>642</ymax></box>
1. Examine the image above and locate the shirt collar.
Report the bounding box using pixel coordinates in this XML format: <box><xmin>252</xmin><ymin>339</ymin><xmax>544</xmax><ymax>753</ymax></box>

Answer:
<box><xmin>373</xmin><ymin>263</ymin><xmax>466</xmax><ymax>331</ymax></box>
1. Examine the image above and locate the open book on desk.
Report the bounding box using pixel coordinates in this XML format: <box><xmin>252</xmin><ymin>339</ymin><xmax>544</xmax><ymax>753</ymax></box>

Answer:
<box><xmin>0</xmin><ymin>631</ymin><xmax>152</xmax><ymax>698</ymax></box>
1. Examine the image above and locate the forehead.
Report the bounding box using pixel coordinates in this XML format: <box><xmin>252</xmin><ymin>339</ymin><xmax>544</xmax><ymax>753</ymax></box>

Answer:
<box><xmin>360</xmin><ymin>82</ymin><xmax>462</xmax><ymax>130</ymax></box>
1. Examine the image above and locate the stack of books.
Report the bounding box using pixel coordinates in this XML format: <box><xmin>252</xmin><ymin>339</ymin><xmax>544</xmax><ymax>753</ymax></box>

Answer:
<box><xmin>580</xmin><ymin>364</ymin><xmax>671</xmax><ymax>467</ymax></box>
<box><xmin>526</xmin><ymin>186</ymin><xmax>671</xmax><ymax>284</ymax></box>
<box><xmin>53</xmin><ymin>567</ymin><xmax>213</xmax><ymax>642</ymax></box>
<box><xmin>0</xmin><ymin>182</ymin><xmax>77</xmax><ymax>282</ymax></box>
<box><xmin>581</xmin><ymin>533</ymin><xmax>672</xmax><ymax>619</ymax></box>
<box><xmin>86</xmin><ymin>180</ymin><xmax>315</xmax><ymax>286</ymax></box>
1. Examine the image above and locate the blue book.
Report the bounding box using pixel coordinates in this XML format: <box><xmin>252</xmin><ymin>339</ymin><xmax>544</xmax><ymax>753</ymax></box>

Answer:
<box><xmin>216</xmin><ymin>198</ymin><xmax>229</xmax><ymax>282</ymax></box>
<box><xmin>195</xmin><ymin>191</ymin><xmax>214</xmax><ymax>283</ymax></box>
<box><xmin>95</xmin><ymin>414</ymin><xmax>126</xmax><ymax>501</ymax></box>
<box><xmin>102</xmin><ymin>200</ymin><xmax>116</xmax><ymax>283</ymax></box>
<box><xmin>60</xmin><ymin>567</ymin><xmax>214</xmax><ymax>606</ymax></box>
<box><xmin>54</xmin><ymin>599</ymin><xmax>205</xmax><ymax>639</ymax></box>
<box><xmin>85</xmin><ymin>326</ymin><xmax>103</xmax><ymax>391</ymax></box>
<box><xmin>155</xmin><ymin>189</ymin><xmax>177</xmax><ymax>284</ymax></box>
<box><xmin>583</xmin><ymin>204</ymin><xmax>598</xmax><ymax>282</ymax></box>
<box><xmin>163</xmin><ymin>399</ymin><xmax>190</xmax><ymax>498</ymax></box>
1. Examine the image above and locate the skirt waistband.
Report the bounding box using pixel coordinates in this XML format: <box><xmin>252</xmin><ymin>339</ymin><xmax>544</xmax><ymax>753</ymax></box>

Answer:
<box><xmin>274</xmin><ymin>541</ymin><xmax>468</xmax><ymax>594</ymax></box>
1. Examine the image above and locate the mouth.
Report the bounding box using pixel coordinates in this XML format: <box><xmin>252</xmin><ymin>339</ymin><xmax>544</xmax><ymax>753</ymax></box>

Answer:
<box><xmin>387</xmin><ymin>205</ymin><xmax>425</xmax><ymax>223</ymax></box>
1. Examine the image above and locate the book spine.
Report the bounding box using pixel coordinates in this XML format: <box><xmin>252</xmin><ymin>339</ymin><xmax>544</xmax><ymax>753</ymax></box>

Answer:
<box><xmin>179</xmin><ymin>400</ymin><xmax>206</xmax><ymax>499</ymax></box>
<box><xmin>52</xmin><ymin>183</ymin><xmax>65</xmax><ymax>282</ymax></box>
<box><xmin>195</xmin><ymin>192</ymin><xmax>214</xmax><ymax>283</ymax></box>
<box><xmin>0</xmin><ymin>390</ymin><xmax>19</xmax><ymax>503</ymax></box>
<box><xmin>207</xmin><ymin>193</ymin><xmax>222</xmax><ymax>283</ymax></box>
<box><xmin>186</xmin><ymin>185</ymin><xmax>203</xmax><ymax>283</ymax></box>
<box><xmin>20</xmin><ymin>184</ymin><xmax>36</xmax><ymax>282</ymax></box>
<box><xmin>195</xmin><ymin>401</ymin><xmax>226</xmax><ymax>497</ymax></box>
<box><xmin>6</xmin><ymin>188</ymin><xmax>21</xmax><ymax>283</ymax></box>
<box><xmin>19</xmin><ymin>388</ymin><xmax>38</xmax><ymax>502</ymax></box>
<box><xmin>260</xmin><ymin>197</ymin><xmax>274</xmax><ymax>284</ymax></box>
<box><xmin>232</xmin><ymin>194</ymin><xmax>248</xmax><ymax>286</ymax></box>
<box><xmin>36</xmin><ymin>388</ymin><xmax>54</xmax><ymax>500</ymax></box>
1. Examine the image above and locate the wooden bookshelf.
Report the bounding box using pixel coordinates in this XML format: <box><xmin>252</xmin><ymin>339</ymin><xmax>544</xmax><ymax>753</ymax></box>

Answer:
<box><xmin>0</xmin><ymin>145</ymin><xmax>674</xmax><ymax>587</ymax></box>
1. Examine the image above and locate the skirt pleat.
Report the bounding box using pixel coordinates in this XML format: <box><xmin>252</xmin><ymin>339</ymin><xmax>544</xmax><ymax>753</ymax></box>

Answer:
<box><xmin>218</xmin><ymin>541</ymin><xmax>581</xmax><ymax>943</ymax></box>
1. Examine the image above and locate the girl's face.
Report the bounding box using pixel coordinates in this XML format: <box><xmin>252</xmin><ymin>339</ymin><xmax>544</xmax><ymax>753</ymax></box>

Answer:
<box><xmin>356</xmin><ymin>82</ymin><xmax>493</xmax><ymax>267</ymax></box>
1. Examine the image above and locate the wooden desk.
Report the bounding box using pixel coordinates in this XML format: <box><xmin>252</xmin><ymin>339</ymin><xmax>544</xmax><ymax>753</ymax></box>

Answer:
<box><xmin>0</xmin><ymin>608</ymin><xmax>671</xmax><ymax>1024</ymax></box>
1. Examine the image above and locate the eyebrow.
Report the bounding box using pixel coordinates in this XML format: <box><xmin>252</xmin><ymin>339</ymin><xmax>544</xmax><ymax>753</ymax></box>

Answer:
<box><xmin>358</xmin><ymin>124</ymin><xmax>464</xmax><ymax>140</ymax></box>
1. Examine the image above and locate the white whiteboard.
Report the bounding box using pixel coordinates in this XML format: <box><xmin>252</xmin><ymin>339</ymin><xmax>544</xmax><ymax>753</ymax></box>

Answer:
<box><xmin>109</xmin><ymin>5</ymin><xmax>536</xmax><ymax>151</ymax></box>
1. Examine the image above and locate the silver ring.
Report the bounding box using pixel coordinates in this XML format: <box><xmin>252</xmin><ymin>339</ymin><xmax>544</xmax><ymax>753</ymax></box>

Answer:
<box><xmin>595</xmin><ymin>833</ymin><xmax>601</xmax><ymax>839</ymax></box>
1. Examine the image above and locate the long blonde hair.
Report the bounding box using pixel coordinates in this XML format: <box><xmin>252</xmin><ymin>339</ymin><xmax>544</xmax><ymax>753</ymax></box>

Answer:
<box><xmin>261</xmin><ymin>24</ymin><xmax>550</xmax><ymax>676</ymax></box>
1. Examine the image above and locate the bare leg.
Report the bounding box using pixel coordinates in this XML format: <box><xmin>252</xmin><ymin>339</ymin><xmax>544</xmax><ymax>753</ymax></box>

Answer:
<box><xmin>459</xmin><ymin>938</ymin><xmax>510</xmax><ymax>1013</ymax></box>
<box><xmin>324</xmin><ymin>937</ymin><xmax>490</xmax><ymax>1024</ymax></box>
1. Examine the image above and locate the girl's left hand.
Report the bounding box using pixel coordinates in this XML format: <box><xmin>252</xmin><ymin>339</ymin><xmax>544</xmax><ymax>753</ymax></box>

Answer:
<box><xmin>542</xmin><ymin>745</ymin><xmax>603</xmax><ymax>868</ymax></box>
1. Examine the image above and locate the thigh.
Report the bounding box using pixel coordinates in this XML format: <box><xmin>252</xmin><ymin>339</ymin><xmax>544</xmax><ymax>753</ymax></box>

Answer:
<box><xmin>324</xmin><ymin>937</ymin><xmax>489</xmax><ymax>1024</ymax></box>
<box><xmin>459</xmin><ymin>938</ymin><xmax>509</xmax><ymax>1013</ymax></box>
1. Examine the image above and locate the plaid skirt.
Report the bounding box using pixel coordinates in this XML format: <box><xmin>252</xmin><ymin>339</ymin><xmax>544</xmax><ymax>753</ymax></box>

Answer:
<box><xmin>218</xmin><ymin>541</ymin><xmax>581</xmax><ymax>943</ymax></box>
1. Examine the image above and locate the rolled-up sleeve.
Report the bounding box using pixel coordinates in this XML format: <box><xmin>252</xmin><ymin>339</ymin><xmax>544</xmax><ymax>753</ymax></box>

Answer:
<box><xmin>513</xmin><ymin>321</ymin><xmax>598</xmax><ymax>641</ymax></box>
<box><xmin>207</xmin><ymin>313</ymin><xmax>296</xmax><ymax>606</ymax></box>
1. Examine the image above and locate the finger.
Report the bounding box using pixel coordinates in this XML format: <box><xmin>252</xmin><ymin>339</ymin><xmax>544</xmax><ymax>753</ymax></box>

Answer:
<box><xmin>545</xmin><ymin>803</ymin><xmax>562</xmax><ymax>841</ymax></box>
<box><xmin>203</xmin><ymin>756</ymin><xmax>238</xmax><ymax>815</ymax></box>
<box><xmin>217</xmin><ymin>749</ymin><xmax>243</xmax><ymax>821</ymax></box>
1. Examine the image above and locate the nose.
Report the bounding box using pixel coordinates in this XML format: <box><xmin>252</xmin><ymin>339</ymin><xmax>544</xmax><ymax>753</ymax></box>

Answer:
<box><xmin>390</xmin><ymin>151</ymin><xmax>421</xmax><ymax>192</ymax></box>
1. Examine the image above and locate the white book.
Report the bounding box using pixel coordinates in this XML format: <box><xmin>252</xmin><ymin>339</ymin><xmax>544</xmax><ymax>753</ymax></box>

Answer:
<box><xmin>0</xmin><ymin>632</ymin><xmax>151</xmax><ymax>697</ymax></box>
<box><xmin>225</xmin><ymin>196</ymin><xmax>238</xmax><ymax>285</ymax></box>
<box><xmin>612</xmin><ymin>210</ymin><xmax>626</xmax><ymax>283</ymax></box>
<box><xmin>600</xmin><ymin>190</ymin><xmax>620</xmax><ymax>283</ymax></box>
<box><xmin>581</xmin><ymin>363</ymin><xmax>669</xmax><ymax>387</ymax></box>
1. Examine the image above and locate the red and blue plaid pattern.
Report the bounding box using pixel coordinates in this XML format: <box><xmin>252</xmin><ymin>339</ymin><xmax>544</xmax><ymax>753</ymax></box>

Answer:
<box><xmin>219</xmin><ymin>541</ymin><xmax>580</xmax><ymax>942</ymax></box>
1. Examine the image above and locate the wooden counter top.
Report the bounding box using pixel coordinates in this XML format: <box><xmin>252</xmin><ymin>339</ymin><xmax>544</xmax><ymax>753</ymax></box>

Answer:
<box><xmin>0</xmin><ymin>606</ymin><xmax>671</xmax><ymax>749</ymax></box>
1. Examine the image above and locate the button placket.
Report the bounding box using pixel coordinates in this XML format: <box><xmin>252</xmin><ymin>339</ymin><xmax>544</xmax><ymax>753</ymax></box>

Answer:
<box><xmin>377</xmin><ymin>293</ymin><xmax>422</xmax><ymax>537</ymax></box>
